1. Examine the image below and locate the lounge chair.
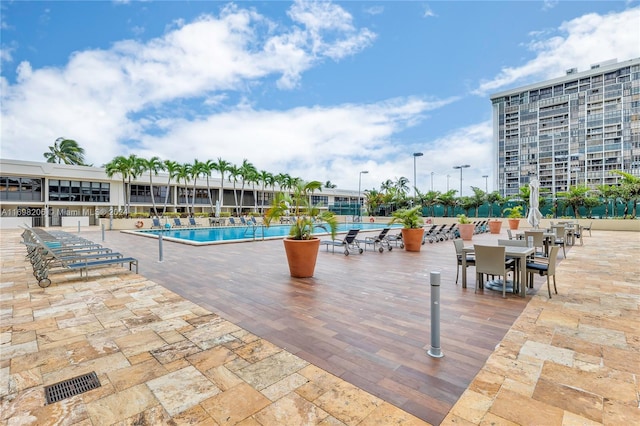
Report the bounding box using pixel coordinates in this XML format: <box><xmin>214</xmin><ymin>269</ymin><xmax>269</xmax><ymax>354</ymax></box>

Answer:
<box><xmin>173</xmin><ymin>218</ymin><xmax>186</xmax><ymax>228</ymax></box>
<box><xmin>151</xmin><ymin>217</ymin><xmax>162</xmax><ymax>229</ymax></box>
<box><xmin>228</xmin><ymin>217</ymin><xmax>237</xmax><ymax>226</ymax></box>
<box><xmin>359</xmin><ymin>228</ymin><xmax>392</xmax><ymax>252</ymax></box>
<box><xmin>321</xmin><ymin>229</ymin><xmax>363</xmax><ymax>256</ymax></box>
<box><xmin>188</xmin><ymin>217</ymin><xmax>201</xmax><ymax>227</ymax></box>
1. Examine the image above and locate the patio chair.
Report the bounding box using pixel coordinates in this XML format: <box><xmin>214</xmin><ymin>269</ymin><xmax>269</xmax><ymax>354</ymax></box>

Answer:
<box><xmin>453</xmin><ymin>239</ymin><xmax>474</xmax><ymax>285</ymax></box>
<box><xmin>474</xmin><ymin>245</ymin><xmax>515</xmax><ymax>298</ymax></box>
<box><xmin>188</xmin><ymin>217</ymin><xmax>201</xmax><ymax>227</ymax></box>
<box><xmin>582</xmin><ymin>221</ymin><xmax>592</xmax><ymax>237</ymax></box>
<box><xmin>359</xmin><ymin>228</ymin><xmax>392</xmax><ymax>253</ymax></box>
<box><xmin>526</xmin><ymin>245</ymin><xmax>560</xmax><ymax>298</ymax></box>
<box><xmin>550</xmin><ymin>225</ymin><xmax>567</xmax><ymax>258</ymax></box>
<box><xmin>507</xmin><ymin>229</ymin><xmax>514</xmax><ymax>240</ymax></box>
<box><xmin>524</xmin><ymin>231</ymin><xmax>546</xmax><ymax>257</ymax></box>
<box><xmin>228</xmin><ymin>217</ymin><xmax>237</xmax><ymax>226</ymax></box>
<box><xmin>173</xmin><ymin>218</ymin><xmax>186</xmax><ymax>228</ymax></box>
<box><xmin>387</xmin><ymin>232</ymin><xmax>403</xmax><ymax>248</ymax></box>
<box><xmin>321</xmin><ymin>229</ymin><xmax>363</xmax><ymax>256</ymax></box>
<box><xmin>151</xmin><ymin>217</ymin><xmax>162</xmax><ymax>229</ymax></box>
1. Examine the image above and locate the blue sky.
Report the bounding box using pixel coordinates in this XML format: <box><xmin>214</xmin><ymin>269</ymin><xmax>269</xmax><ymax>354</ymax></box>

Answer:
<box><xmin>1</xmin><ymin>1</ymin><xmax>639</xmax><ymax>194</ymax></box>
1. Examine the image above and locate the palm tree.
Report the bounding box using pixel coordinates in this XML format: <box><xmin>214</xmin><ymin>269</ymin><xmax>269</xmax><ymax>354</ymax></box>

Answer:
<box><xmin>43</xmin><ymin>137</ymin><xmax>87</xmax><ymax>165</ymax></box>
<box><xmin>395</xmin><ymin>176</ymin><xmax>410</xmax><ymax>197</ymax></box>
<box><xmin>612</xmin><ymin>170</ymin><xmax>640</xmax><ymax>218</ymax></box>
<box><xmin>469</xmin><ymin>186</ymin><xmax>486</xmax><ymax>217</ymax></box>
<box><xmin>104</xmin><ymin>154</ymin><xmax>141</xmax><ymax>217</ymax></box>
<box><xmin>557</xmin><ymin>185</ymin><xmax>590</xmax><ymax>218</ymax></box>
<box><xmin>257</xmin><ymin>170</ymin><xmax>274</xmax><ymax>214</ymax></box>
<box><xmin>140</xmin><ymin>156</ymin><xmax>164</xmax><ymax>218</ymax></box>
<box><xmin>228</xmin><ymin>164</ymin><xmax>241</xmax><ymax>215</ymax></box>
<box><xmin>364</xmin><ymin>189</ymin><xmax>384</xmax><ymax>216</ymax></box>
<box><xmin>190</xmin><ymin>159</ymin><xmax>206</xmax><ymax>215</ymax></box>
<box><xmin>201</xmin><ymin>160</ymin><xmax>217</xmax><ymax>215</ymax></box>
<box><xmin>324</xmin><ymin>180</ymin><xmax>337</xmax><ymax>189</ymax></box>
<box><xmin>439</xmin><ymin>190</ymin><xmax>457</xmax><ymax>217</ymax></box>
<box><xmin>212</xmin><ymin>158</ymin><xmax>231</xmax><ymax>215</ymax></box>
<box><xmin>486</xmin><ymin>191</ymin><xmax>503</xmax><ymax>218</ymax></box>
<box><xmin>162</xmin><ymin>160</ymin><xmax>180</xmax><ymax>216</ymax></box>
<box><xmin>177</xmin><ymin>163</ymin><xmax>192</xmax><ymax>217</ymax></box>
<box><xmin>238</xmin><ymin>159</ymin><xmax>256</xmax><ymax>215</ymax></box>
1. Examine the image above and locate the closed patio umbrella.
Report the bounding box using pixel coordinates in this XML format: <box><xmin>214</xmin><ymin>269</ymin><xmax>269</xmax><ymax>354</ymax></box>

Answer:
<box><xmin>527</xmin><ymin>178</ymin><xmax>542</xmax><ymax>229</ymax></box>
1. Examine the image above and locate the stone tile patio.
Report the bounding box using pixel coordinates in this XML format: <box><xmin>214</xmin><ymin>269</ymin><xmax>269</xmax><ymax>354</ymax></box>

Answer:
<box><xmin>1</xmin><ymin>228</ymin><xmax>639</xmax><ymax>425</ymax></box>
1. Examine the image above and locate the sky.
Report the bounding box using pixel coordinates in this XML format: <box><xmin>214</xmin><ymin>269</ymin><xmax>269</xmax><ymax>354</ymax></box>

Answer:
<box><xmin>1</xmin><ymin>1</ymin><xmax>639</xmax><ymax>195</ymax></box>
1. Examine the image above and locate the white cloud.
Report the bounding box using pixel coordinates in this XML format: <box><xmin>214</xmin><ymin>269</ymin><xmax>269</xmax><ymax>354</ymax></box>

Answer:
<box><xmin>473</xmin><ymin>7</ymin><xmax>640</xmax><ymax>96</ymax></box>
<box><xmin>0</xmin><ymin>1</ymin><xmax>379</xmax><ymax>169</ymax></box>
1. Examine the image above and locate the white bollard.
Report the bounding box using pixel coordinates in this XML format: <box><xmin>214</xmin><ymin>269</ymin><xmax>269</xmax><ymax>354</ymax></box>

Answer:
<box><xmin>427</xmin><ymin>271</ymin><xmax>444</xmax><ymax>358</ymax></box>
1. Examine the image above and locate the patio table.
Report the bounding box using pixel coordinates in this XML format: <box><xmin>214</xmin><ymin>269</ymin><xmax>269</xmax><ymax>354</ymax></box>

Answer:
<box><xmin>462</xmin><ymin>245</ymin><xmax>535</xmax><ymax>297</ymax></box>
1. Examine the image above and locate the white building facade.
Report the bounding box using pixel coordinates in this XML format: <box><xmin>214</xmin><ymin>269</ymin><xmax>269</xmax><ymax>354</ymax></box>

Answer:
<box><xmin>491</xmin><ymin>57</ymin><xmax>640</xmax><ymax>198</ymax></box>
<box><xmin>0</xmin><ymin>159</ymin><xmax>361</xmax><ymax>228</ymax></box>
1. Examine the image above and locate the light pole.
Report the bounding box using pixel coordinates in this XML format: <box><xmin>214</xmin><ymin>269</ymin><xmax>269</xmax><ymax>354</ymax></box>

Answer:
<box><xmin>453</xmin><ymin>165</ymin><xmax>470</xmax><ymax>197</ymax></box>
<box><xmin>482</xmin><ymin>175</ymin><xmax>488</xmax><ymax>193</ymax></box>
<box><xmin>412</xmin><ymin>153</ymin><xmax>423</xmax><ymax>200</ymax></box>
<box><xmin>358</xmin><ymin>170</ymin><xmax>368</xmax><ymax>220</ymax></box>
<box><xmin>430</xmin><ymin>171</ymin><xmax>434</xmax><ymax>192</ymax></box>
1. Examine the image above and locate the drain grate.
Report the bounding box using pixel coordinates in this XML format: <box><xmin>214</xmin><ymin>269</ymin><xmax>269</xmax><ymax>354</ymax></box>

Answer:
<box><xmin>44</xmin><ymin>371</ymin><xmax>101</xmax><ymax>404</ymax></box>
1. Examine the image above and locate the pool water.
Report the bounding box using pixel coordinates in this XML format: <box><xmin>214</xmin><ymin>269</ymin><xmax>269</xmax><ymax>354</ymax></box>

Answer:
<box><xmin>133</xmin><ymin>222</ymin><xmax>399</xmax><ymax>245</ymax></box>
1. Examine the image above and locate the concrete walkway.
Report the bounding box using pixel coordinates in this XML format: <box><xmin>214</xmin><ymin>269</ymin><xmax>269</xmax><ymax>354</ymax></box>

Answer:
<box><xmin>1</xmin><ymin>228</ymin><xmax>639</xmax><ymax>425</ymax></box>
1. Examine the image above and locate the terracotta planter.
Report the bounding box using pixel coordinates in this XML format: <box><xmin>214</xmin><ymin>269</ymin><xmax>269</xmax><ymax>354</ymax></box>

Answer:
<box><xmin>283</xmin><ymin>237</ymin><xmax>321</xmax><ymax>278</ymax></box>
<box><xmin>488</xmin><ymin>220</ymin><xmax>502</xmax><ymax>234</ymax></box>
<box><xmin>508</xmin><ymin>219</ymin><xmax>521</xmax><ymax>230</ymax></box>
<box><xmin>401</xmin><ymin>228</ymin><xmax>424</xmax><ymax>252</ymax></box>
<box><xmin>458</xmin><ymin>223</ymin><xmax>475</xmax><ymax>241</ymax></box>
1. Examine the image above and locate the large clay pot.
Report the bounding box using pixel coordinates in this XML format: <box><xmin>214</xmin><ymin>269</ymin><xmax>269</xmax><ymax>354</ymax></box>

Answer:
<box><xmin>458</xmin><ymin>223</ymin><xmax>475</xmax><ymax>241</ymax></box>
<box><xmin>508</xmin><ymin>219</ymin><xmax>521</xmax><ymax>230</ymax></box>
<box><xmin>401</xmin><ymin>228</ymin><xmax>424</xmax><ymax>252</ymax></box>
<box><xmin>488</xmin><ymin>220</ymin><xmax>503</xmax><ymax>234</ymax></box>
<box><xmin>283</xmin><ymin>237</ymin><xmax>321</xmax><ymax>278</ymax></box>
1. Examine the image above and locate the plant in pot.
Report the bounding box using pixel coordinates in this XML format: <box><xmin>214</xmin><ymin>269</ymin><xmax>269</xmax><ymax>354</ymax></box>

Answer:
<box><xmin>264</xmin><ymin>180</ymin><xmax>338</xmax><ymax>278</ymax></box>
<box><xmin>388</xmin><ymin>206</ymin><xmax>425</xmax><ymax>252</ymax></box>
<box><xmin>503</xmin><ymin>205</ymin><xmax>523</xmax><ymax>230</ymax></box>
<box><xmin>457</xmin><ymin>214</ymin><xmax>475</xmax><ymax>241</ymax></box>
<box><xmin>488</xmin><ymin>218</ymin><xmax>503</xmax><ymax>234</ymax></box>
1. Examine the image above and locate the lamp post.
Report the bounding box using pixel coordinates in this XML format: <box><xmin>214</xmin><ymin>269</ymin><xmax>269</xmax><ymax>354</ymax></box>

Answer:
<box><xmin>358</xmin><ymin>170</ymin><xmax>368</xmax><ymax>220</ymax></box>
<box><xmin>412</xmin><ymin>153</ymin><xmax>423</xmax><ymax>200</ymax></box>
<box><xmin>482</xmin><ymin>175</ymin><xmax>488</xmax><ymax>193</ymax></box>
<box><xmin>453</xmin><ymin>165</ymin><xmax>470</xmax><ymax>197</ymax></box>
<box><xmin>430</xmin><ymin>171</ymin><xmax>435</xmax><ymax>192</ymax></box>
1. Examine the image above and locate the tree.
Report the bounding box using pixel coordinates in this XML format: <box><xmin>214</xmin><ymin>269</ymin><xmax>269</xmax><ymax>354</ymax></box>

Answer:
<box><xmin>228</xmin><ymin>164</ymin><xmax>241</xmax><ymax>215</ymax></box>
<box><xmin>612</xmin><ymin>170</ymin><xmax>640</xmax><ymax>218</ymax></box>
<box><xmin>212</xmin><ymin>158</ymin><xmax>231</xmax><ymax>215</ymax></box>
<box><xmin>201</xmin><ymin>160</ymin><xmax>217</xmax><ymax>215</ymax></box>
<box><xmin>469</xmin><ymin>186</ymin><xmax>486</xmax><ymax>217</ymax></box>
<box><xmin>486</xmin><ymin>191</ymin><xmax>504</xmax><ymax>218</ymax></box>
<box><xmin>44</xmin><ymin>138</ymin><xmax>87</xmax><ymax>165</ymax></box>
<box><xmin>237</xmin><ymin>160</ymin><xmax>256</xmax><ymax>215</ymax></box>
<box><xmin>557</xmin><ymin>185</ymin><xmax>590</xmax><ymax>218</ymax></box>
<box><xmin>324</xmin><ymin>181</ymin><xmax>337</xmax><ymax>189</ymax></box>
<box><xmin>104</xmin><ymin>154</ymin><xmax>141</xmax><ymax>217</ymax></box>
<box><xmin>364</xmin><ymin>189</ymin><xmax>383</xmax><ymax>216</ymax></box>
<box><xmin>177</xmin><ymin>163</ymin><xmax>192</xmax><ymax>217</ymax></box>
<box><xmin>439</xmin><ymin>190</ymin><xmax>457</xmax><ymax>217</ymax></box>
<box><xmin>258</xmin><ymin>170</ymin><xmax>274</xmax><ymax>214</ymax></box>
<box><xmin>162</xmin><ymin>160</ymin><xmax>180</xmax><ymax>216</ymax></box>
<box><xmin>190</xmin><ymin>159</ymin><xmax>206</xmax><ymax>214</ymax></box>
<box><xmin>140</xmin><ymin>156</ymin><xmax>164</xmax><ymax>218</ymax></box>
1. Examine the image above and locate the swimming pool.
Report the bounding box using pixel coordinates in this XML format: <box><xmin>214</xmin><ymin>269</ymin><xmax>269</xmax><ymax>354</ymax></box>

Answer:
<box><xmin>129</xmin><ymin>222</ymin><xmax>400</xmax><ymax>245</ymax></box>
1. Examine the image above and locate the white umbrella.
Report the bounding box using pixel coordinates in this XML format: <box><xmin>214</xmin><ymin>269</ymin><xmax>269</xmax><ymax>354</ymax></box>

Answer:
<box><xmin>215</xmin><ymin>200</ymin><xmax>220</xmax><ymax>218</ymax></box>
<box><xmin>527</xmin><ymin>178</ymin><xmax>542</xmax><ymax>229</ymax></box>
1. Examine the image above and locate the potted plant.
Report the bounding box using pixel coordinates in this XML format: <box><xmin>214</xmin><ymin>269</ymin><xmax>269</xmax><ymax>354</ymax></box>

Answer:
<box><xmin>264</xmin><ymin>180</ymin><xmax>338</xmax><ymax>278</ymax></box>
<box><xmin>388</xmin><ymin>206</ymin><xmax>424</xmax><ymax>252</ymax></box>
<box><xmin>457</xmin><ymin>214</ymin><xmax>475</xmax><ymax>241</ymax></box>
<box><xmin>504</xmin><ymin>205</ymin><xmax>523</xmax><ymax>230</ymax></box>
<box><xmin>488</xmin><ymin>218</ymin><xmax>503</xmax><ymax>234</ymax></box>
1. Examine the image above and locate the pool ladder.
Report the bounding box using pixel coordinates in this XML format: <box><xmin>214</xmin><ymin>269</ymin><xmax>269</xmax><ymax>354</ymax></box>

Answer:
<box><xmin>243</xmin><ymin>223</ymin><xmax>265</xmax><ymax>240</ymax></box>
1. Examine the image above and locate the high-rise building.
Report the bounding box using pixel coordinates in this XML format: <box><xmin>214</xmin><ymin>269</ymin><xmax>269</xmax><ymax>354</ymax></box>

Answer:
<box><xmin>491</xmin><ymin>57</ymin><xmax>640</xmax><ymax>198</ymax></box>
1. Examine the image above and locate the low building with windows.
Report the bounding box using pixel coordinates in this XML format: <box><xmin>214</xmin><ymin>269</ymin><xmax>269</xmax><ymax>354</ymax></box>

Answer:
<box><xmin>0</xmin><ymin>158</ymin><xmax>363</xmax><ymax>228</ymax></box>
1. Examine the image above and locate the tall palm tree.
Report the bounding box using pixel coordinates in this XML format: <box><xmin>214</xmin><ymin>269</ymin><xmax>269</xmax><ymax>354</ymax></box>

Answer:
<box><xmin>176</xmin><ymin>163</ymin><xmax>192</xmax><ymax>217</ymax></box>
<box><xmin>238</xmin><ymin>159</ymin><xmax>256</xmax><ymax>215</ymax></box>
<box><xmin>105</xmin><ymin>156</ymin><xmax>129</xmax><ymax>215</ymax></box>
<box><xmin>612</xmin><ymin>170</ymin><xmax>640</xmax><ymax>218</ymax></box>
<box><xmin>227</xmin><ymin>164</ymin><xmax>241</xmax><ymax>215</ymax></box>
<box><xmin>212</xmin><ymin>158</ymin><xmax>231</xmax><ymax>215</ymax></box>
<box><xmin>104</xmin><ymin>155</ymin><xmax>141</xmax><ymax>217</ymax></box>
<box><xmin>162</xmin><ymin>160</ymin><xmax>180</xmax><ymax>216</ymax></box>
<box><xmin>201</xmin><ymin>160</ymin><xmax>217</xmax><ymax>215</ymax></box>
<box><xmin>140</xmin><ymin>156</ymin><xmax>164</xmax><ymax>218</ymax></box>
<box><xmin>190</xmin><ymin>159</ymin><xmax>206</xmax><ymax>215</ymax></box>
<box><xmin>258</xmin><ymin>170</ymin><xmax>274</xmax><ymax>214</ymax></box>
<box><xmin>43</xmin><ymin>137</ymin><xmax>87</xmax><ymax>165</ymax></box>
